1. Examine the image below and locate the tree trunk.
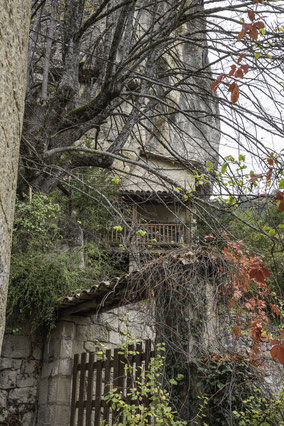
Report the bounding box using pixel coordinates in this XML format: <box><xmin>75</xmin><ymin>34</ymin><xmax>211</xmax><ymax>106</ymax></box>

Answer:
<box><xmin>0</xmin><ymin>0</ymin><xmax>31</xmax><ymax>352</ymax></box>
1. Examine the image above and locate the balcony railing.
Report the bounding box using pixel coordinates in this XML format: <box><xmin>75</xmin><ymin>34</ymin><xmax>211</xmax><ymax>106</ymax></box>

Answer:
<box><xmin>108</xmin><ymin>223</ymin><xmax>189</xmax><ymax>247</ymax></box>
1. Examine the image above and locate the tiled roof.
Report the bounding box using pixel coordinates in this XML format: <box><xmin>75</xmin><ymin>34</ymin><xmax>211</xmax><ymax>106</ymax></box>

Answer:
<box><xmin>57</xmin><ymin>274</ymin><xmax>131</xmax><ymax>316</ymax></box>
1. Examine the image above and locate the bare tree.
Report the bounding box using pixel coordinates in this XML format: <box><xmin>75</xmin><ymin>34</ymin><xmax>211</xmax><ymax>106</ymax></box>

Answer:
<box><xmin>20</xmin><ymin>0</ymin><xmax>283</xmax><ymax>240</ymax></box>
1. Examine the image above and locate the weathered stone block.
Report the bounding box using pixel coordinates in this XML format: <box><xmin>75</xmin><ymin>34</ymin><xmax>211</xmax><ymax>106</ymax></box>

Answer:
<box><xmin>75</xmin><ymin>324</ymin><xmax>87</xmax><ymax>341</ymax></box>
<box><xmin>45</xmin><ymin>338</ymin><xmax>61</xmax><ymax>361</ymax></box>
<box><xmin>0</xmin><ymin>369</ymin><xmax>17</xmax><ymax>389</ymax></box>
<box><xmin>84</xmin><ymin>341</ymin><xmax>96</xmax><ymax>352</ymax></box>
<box><xmin>21</xmin><ymin>359</ymin><xmax>40</xmax><ymax>374</ymax></box>
<box><xmin>22</xmin><ymin>411</ymin><xmax>36</xmax><ymax>426</ymax></box>
<box><xmin>9</xmin><ymin>386</ymin><xmax>37</xmax><ymax>404</ymax></box>
<box><xmin>60</xmin><ymin>338</ymin><xmax>73</xmax><ymax>358</ymax></box>
<box><xmin>0</xmin><ymin>357</ymin><xmax>22</xmax><ymax>370</ymax></box>
<box><xmin>17</xmin><ymin>373</ymin><xmax>37</xmax><ymax>388</ymax></box>
<box><xmin>2</xmin><ymin>335</ymin><xmax>31</xmax><ymax>358</ymax></box>
<box><xmin>37</xmin><ymin>404</ymin><xmax>53</xmax><ymax>425</ymax></box>
<box><xmin>58</xmin><ymin>358</ymin><xmax>73</xmax><ymax>376</ymax></box>
<box><xmin>0</xmin><ymin>389</ymin><xmax>7</xmax><ymax>407</ymax></box>
<box><xmin>72</xmin><ymin>340</ymin><xmax>84</xmax><ymax>355</ymax></box>
<box><xmin>32</xmin><ymin>343</ymin><xmax>43</xmax><ymax>361</ymax></box>
<box><xmin>38</xmin><ymin>377</ymin><xmax>48</xmax><ymax>405</ymax></box>
<box><xmin>47</xmin><ymin>376</ymin><xmax>71</xmax><ymax>405</ymax></box>
<box><xmin>53</xmin><ymin>404</ymin><xmax>71</xmax><ymax>426</ymax></box>
<box><xmin>41</xmin><ymin>361</ymin><xmax>59</xmax><ymax>378</ymax></box>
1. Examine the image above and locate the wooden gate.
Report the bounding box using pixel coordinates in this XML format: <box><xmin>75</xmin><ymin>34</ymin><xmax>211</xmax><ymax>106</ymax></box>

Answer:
<box><xmin>70</xmin><ymin>340</ymin><xmax>154</xmax><ymax>425</ymax></box>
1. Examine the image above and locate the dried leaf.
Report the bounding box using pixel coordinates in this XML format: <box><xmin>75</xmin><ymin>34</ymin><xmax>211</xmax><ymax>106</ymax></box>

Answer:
<box><xmin>267</xmin><ymin>158</ymin><xmax>274</xmax><ymax>166</ymax></box>
<box><xmin>241</xmin><ymin>64</ymin><xmax>249</xmax><ymax>74</ymax></box>
<box><xmin>266</xmin><ymin>168</ymin><xmax>273</xmax><ymax>181</ymax></box>
<box><xmin>255</xmin><ymin>21</ymin><xmax>265</xmax><ymax>29</ymax></box>
<box><xmin>235</xmin><ymin>68</ymin><xmax>244</xmax><ymax>79</ymax></box>
<box><xmin>262</xmin><ymin>268</ymin><xmax>270</xmax><ymax>278</ymax></box>
<box><xmin>270</xmin><ymin>345</ymin><xmax>278</xmax><ymax>360</ymax></box>
<box><xmin>277</xmin><ymin>347</ymin><xmax>284</xmax><ymax>365</ymax></box>
<box><xmin>270</xmin><ymin>340</ymin><xmax>280</xmax><ymax>346</ymax></box>
<box><xmin>237</xmin><ymin>53</ymin><xmax>246</xmax><ymax>64</ymax></box>
<box><xmin>250</xmin><ymin>25</ymin><xmax>258</xmax><ymax>41</ymax></box>
<box><xmin>228</xmin><ymin>82</ymin><xmax>236</xmax><ymax>93</ymax></box>
<box><xmin>238</xmin><ymin>27</ymin><xmax>247</xmax><ymax>41</ymax></box>
<box><xmin>248</xmin><ymin>9</ymin><xmax>255</xmax><ymax>22</ymax></box>
<box><xmin>231</xmin><ymin>84</ymin><xmax>239</xmax><ymax>104</ymax></box>
<box><xmin>229</xmin><ymin>64</ymin><xmax>237</xmax><ymax>76</ymax></box>
<box><xmin>210</xmin><ymin>80</ymin><xmax>220</xmax><ymax>92</ymax></box>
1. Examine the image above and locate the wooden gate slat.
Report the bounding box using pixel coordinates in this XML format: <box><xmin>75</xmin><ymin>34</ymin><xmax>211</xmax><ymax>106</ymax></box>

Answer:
<box><xmin>86</xmin><ymin>352</ymin><xmax>94</xmax><ymax>426</ymax></box>
<box><xmin>103</xmin><ymin>349</ymin><xmax>111</xmax><ymax>423</ymax></box>
<box><xmin>112</xmin><ymin>348</ymin><xmax>119</xmax><ymax>425</ymax></box>
<box><xmin>144</xmin><ymin>340</ymin><xmax>151</xmax><ymax>410</ymax></box>
<box><xmin>70</xmin><ymin>353</ymin><xmax>79</xmax><ymax>426</ymax></box>
<box><xmin>126</xmin><ymin>344</ymin><xmax>134</xmax><ymax>404</ymax></box>
<box><xmin>77</xmin><ymin>352</ymin><xmax>87</xmax><ymax>426</ymax></box>
<box><xmin>94</xmin><ymin>358</ymin><xmax>102</xmax><ymax>426</ymax></box>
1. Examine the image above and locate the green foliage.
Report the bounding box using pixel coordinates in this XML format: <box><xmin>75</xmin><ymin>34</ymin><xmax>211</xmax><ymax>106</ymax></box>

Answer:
<box><xmin>8</xmin><ymin>177</ymin><xmax>120</xmax><ymax>331</ymax></box>
<box><xmin>104</xmin><ymin>341</ymin><xmax>186</xmax><ymax>425</ymax></box>
<box><xmin>233</xmin><ymin>382</ymin><xmax>284</xmax><ymax>425</ymax></box>
<box><xmin>194</xmin><ymin>356</ymin><xmax>260</xmax><ymax>426</ymax></box>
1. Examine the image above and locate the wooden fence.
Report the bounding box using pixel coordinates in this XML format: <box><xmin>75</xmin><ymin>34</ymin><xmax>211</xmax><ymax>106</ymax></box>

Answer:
<box><xmin>70</xmin><ymin>340</ymin><xmax>154</xmax><ymax>425</ymax></box>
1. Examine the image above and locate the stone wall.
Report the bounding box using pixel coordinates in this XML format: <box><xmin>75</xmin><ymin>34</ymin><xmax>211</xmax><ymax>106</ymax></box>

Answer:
<box><xmin>0</xmin><ymin>303</ymin><xmax>153</xmax><ymax>426</ymax></box>
<box><xmin>0</xmin><ymin>328</ymin><xmax>43</xmax><ymax>425</ymax></box>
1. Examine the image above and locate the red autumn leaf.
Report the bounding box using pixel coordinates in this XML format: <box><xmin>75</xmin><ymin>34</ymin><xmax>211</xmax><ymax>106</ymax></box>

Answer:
<box><xmin>241</xmin><ymin>64</ymin><xmax>249</xmax><ymax>74</ymax></box>
<box><xmin>270</xmin><ymin>304</ymin><xmax>280</xmax><ymax>316</ymax></box>
<box><xmin>233</xmin><ymin>326</ymin><xmax>242</xmax><ymax>339</ymax></box>
<box><xmin>210</xmin><ymin>80</ymin><xmax>220</xmax><ymax>92</ymax></box>
<box><xmin>237</xmin><ymin>53</ymin><xmax>246</xmax><ymax>64</ymax></box>
<box><xmin>231</xmin><ymin>84</ymin><xmax>239</xmax><ymax>104</ymax></box>
<box><xmin>229</xmin><ymin>64</ymin><xmax>237</xmax><ymax>77</ymax></box>
<box><xmin>277</xmin><ymin>347</ymin><xmax>284</xmax><ymax>365</ymax></box>
<box><xmin>235</xmin><ymin>68</ymin><xmax>244</xmax><ymax>79</ymax></box>
<box><xmin>262</xmin><ymin>268</ymin><xmax>270</xmax><ymax>278</ymax></box>
<box><xmin>250</xmin><ymin>25</ymin><xmax>258</xmax><ymax>41</ymax></box>
<box><xmin>266</xmin><ymin>168</ymin><xmax>273</xmax><ymax>181</ymax></box>
<box><xmin>280</xmin><ymin>329</ymin><xmax>284</xmax><ymax>338</ymax></box>
<box><xmin>256</xmin><ymin>270</ymin><xmax>266</xmax><ymax>283</ymax></box>
<box><xmin>270</xmin><ymin>345</ymin><xmax>278</xmax><ymax>360</ymax></box>
<box><xmin>276</xmin><ymin>192</ymin><xmax>284</xmax><ymax>212</ymax></box>
<box><xmin>238</xmin><ymin>27</ymin><xmax>247</xmax><ymax>41</ymax></box>
<box><xmin>248</xmin><ymin>9</ymin><xmax>255</xmax><ymax>22</ymax></box>
<box><xmin>249</xmin><ymin>268</ymin><xmax>258</xmax><ymax>279</ymax></box>
<box><xmin>255</xmin><ymin>21</ymin><xmax>265</xmax><ymax>29</ymax></box>
<box><xmin>270</xmin><ymin>340</ymin><xmax>280</xmax><ymax>346</ymax></box>
<box><xmin>217</xmin><ymin>73</ymin><xmax>227</xmax><ymax>82</ymax></box>
<box><xmin>267</xmin><ymin>158</ymin><xmax>274</xmax><ymax>166</ymax></box>
<box><xmin>253</xmin><ymin>0</ymin><xmax>258</xmax><ymax>3</ymax></box>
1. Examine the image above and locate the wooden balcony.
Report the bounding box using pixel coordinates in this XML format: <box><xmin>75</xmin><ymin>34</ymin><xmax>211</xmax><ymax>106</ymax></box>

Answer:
<box><xmin>108</xmin><ymin>223</ymin><xmax>189</xmax><ymax>247</ymax></box>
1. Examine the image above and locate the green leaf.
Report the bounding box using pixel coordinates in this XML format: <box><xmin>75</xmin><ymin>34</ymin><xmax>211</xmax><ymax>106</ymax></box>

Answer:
<box><xmin>279</xmin><ymin>178</ymin><xmax>284</xmax><ymax>189</ymax></box>
<box><xmin>255</xmin><ymin>52</ymin><xmax>261</xmax><ymax>59</ymax></box>
<box><xmin>221</xmin><ymin>162</ymin><xmax>228</xmax><ymax>174</ymax></box>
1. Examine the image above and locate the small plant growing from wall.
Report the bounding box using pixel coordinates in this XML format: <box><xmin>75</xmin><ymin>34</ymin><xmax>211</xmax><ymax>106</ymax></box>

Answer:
<box><xmin>103</xmin><ymin>341</ymin><xmax>186</xmax><ymax>425</ymax></box>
